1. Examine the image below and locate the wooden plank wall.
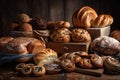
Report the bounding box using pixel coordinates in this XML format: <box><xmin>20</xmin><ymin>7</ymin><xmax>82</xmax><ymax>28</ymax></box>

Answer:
<box><xmin>0</xmin><ymin>0</ymin><xmax>119</xmax><ymax>37</ymax></box>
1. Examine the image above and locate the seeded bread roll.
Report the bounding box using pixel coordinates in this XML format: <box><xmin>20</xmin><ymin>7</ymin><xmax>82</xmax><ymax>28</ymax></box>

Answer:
<box><xmin>50</xmin><ymin>28</ymin><xmax>71</xmax><ymax>42</ymax></box>
<box><xmin>71</xmin><ymin>28</ymin><xmax>91</xmax><ymax>42</ymax></box>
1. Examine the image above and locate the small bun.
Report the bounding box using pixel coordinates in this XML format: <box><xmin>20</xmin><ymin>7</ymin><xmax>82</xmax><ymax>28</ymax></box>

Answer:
<box><xmin>18</xmin><ymin>13</ymin><xmax>31</xmax><ymax>23</ymax></box>
<box><xmin>71</xmin><ymin>28</ymin><xmax>91</xmax><ymax>42</ymax></box>
<box><xmin>19</xmin><ymin>23</ymin><xmax>33</xmax><ymax>32</ymax></box>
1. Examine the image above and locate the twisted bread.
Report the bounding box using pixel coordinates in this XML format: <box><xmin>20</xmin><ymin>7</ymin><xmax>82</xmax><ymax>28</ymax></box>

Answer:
<box><xmin>110</xmin><ymin>30</ymin><xmax>120</xmax><ymax>42</ymax></box>
<box><xmin>72</xmin><ymin>6</ymin><xmax>98</xmax><ymax>28</ymax></box>
<box><xmin>92</xmin><ymin>14</ymin><xmax>113</xmax><ymax>28</ymax></box>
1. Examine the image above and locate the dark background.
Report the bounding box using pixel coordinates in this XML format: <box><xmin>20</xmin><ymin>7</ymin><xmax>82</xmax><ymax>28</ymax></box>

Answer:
<box><xmin>0</xmin><ymin>0</ymin><xmax>120</xmax><ymax>37</ymax></box>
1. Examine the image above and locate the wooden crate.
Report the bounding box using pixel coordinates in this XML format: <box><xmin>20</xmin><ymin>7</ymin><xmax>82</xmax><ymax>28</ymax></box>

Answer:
<box><xmin>46</xmin><ymin>42</ymin><xmax>90</xmax><ymax>55</ymax></box>
<box><xmin>10</xmin><ymin>31</ymin><xmax>33</xmax><ymax>38</ymax></box>
<box><xmin>87</xmin><ymin>26</ymin><xmax>110</xmax><ymax>40</ymax></box>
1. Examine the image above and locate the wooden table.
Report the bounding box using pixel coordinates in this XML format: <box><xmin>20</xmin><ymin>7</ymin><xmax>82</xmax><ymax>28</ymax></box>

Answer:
<box><xmin>0</xmin><ymin>63</ymin><xmax>120</xmax><ymax>80</ymax></box>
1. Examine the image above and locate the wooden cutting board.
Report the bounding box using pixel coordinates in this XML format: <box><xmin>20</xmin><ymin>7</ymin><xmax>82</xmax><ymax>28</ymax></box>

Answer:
<box><xmin>74</xmin><ymin>68</ymin><xmax>104</xmax><ymax>77</ymax></box>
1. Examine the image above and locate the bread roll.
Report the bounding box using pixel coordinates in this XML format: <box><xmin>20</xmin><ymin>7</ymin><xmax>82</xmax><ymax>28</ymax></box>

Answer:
<box><xmin>18</xmin><ymin>13</ymin><xmax>31</xmax><ymax>23</ymax></box>
<box><xmin>71</xmin><ymin>28</ymin><xmax>91</xmax><ymax>42</ymax></box>
<box><xmin>19</xmin><ymin>23</ymin><xmax>33</xmax><ymax>32</ymax></box>
<box><xmin>50</xmin><ymin>28</ymin><xmax>71</xmax><ymax>42</ymax></box>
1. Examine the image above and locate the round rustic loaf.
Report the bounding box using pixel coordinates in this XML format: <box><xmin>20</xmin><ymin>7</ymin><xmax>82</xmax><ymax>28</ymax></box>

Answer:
<box><xmin>91</xmin><ymin>36</ymin><xmax>120</xmax><ymax>56</ymax></box>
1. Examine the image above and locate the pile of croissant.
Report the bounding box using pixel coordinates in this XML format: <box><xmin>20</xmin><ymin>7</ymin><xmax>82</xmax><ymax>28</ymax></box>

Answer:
<box><xmin>72</xmin><ymin>6</ymin><xmax>113</xmax><ymax>28</ymax></box>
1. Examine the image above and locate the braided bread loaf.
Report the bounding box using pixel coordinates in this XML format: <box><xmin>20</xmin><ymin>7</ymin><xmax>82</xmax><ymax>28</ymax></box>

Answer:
<box><xmin>72</xmin><ymin>6</ymin><xmax>98</xmax><ymax>28</ymax></box>
<box><xmin>91</xmin><ymin>14</ymin><xmax>113</xmax><ymax>28</ymax></box>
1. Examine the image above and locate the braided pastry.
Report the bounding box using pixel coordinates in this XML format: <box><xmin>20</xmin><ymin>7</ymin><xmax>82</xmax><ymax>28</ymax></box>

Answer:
<box><xmin>92</xmin><ymin>14</ymin><xmax>113</xmax><ymax>28</ymax></box>
<box><xmin>72</xmin><ymin>6</ymin><xmax>98</xmax><ymax>28</ymax></box>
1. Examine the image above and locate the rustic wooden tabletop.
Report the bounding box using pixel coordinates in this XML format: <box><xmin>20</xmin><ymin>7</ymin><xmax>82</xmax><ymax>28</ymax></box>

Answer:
<box><xmin>0</xmin><ymin>63</ymin><xmax>120</xmax><ymax>80</ymax></box>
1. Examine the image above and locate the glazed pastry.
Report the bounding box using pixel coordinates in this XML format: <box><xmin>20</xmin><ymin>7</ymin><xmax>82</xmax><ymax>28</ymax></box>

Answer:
<box><xmin>33</xmin><ymin>48</ymin><xmax>58</xmax><ymax>66</ymax></box>
<box><xmin>60</xmin><ymin>59</ymin><xmax>76</xmax><ymax>72</ymax></box>
<box><xmin>32</xmin><ymin>65</ymin><xmax>46</xmax><ymax>76</ymax></box>
<box><xmin>50</xmin><ymin>28</ymin><xmax>71</xmax><ymax>42</ymax></box>
<box><xmin>72</xmin><ymin>6</ymin><xmax>98</xmax><ymax>28</ymax></box>
<box><xmin>19</xmin><ymin>23</ymin><xmax>33</xmax><ymax>32</ymax></box>
<box><xmin>91</xmin><ymin>54</ymin><xmax>103</xmax><ymax>68</ymax></box>
<box><xmin>44</xmin><ymin>63</ymin><xmax>62</xmax><ymax>74</ymax></box>
<box><xmin>71</xmin><ymin>28</ymin><xmax>91</xmax><ymax>42</ymax></box>
<box><xmin>91</xmin><ymin>36</ymin><xmax>120</xmax><ymax>56</ymax></box>
<box><xmin>78</xmin><ymin>58</ymin><xmax>93</xmax><ymax>69</ymax></box>
<box><xmin>110</xmin><ymin>30</ymin><xmax>120</xmax><ymax>42</ymax></box>
<box><xmin>21</xmin><ymin>65</ymin><xmax>32</xmax><ymax>76</ymax></box>
<box><xmin>104</xmin><ymin>56</ymin><xmax>120</xmax><ymax>74</ymax></box>
<box><xmin>18</xmin><ymin>13</ymin><xmax>31</xmax><ymax>23</ymax></box>
<box><xmin>92</xmin><ymin>14</ymin><xmax>113</xmax><ymax>28</ymax></box>
<box><xmin>16</xmin><ymin>63</ymin><xmax>26</xmax><ymax>71</ymax></box>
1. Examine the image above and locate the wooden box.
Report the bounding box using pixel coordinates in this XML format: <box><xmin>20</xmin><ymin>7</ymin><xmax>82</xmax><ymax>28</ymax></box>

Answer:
<box><xmin>46</xmin><ymin>42</ymin><xmax>90</xmax><ymax>55</ymax></box>
<box><xmin>87</xmin><ymin>26</ymin><xmax>110</xmax><ymax>40</ymax></box>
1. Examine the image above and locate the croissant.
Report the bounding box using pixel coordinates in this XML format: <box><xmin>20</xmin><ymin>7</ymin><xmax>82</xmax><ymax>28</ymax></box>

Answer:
<box><xmin>92</xmin><ymin>14</ymin><xmax>113</xmax><ymax>28</ymax></box>
<box><xmin>72</xmin><ymin>6</ymin><xmax>98</xmax><ymax>28</ymax></box>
